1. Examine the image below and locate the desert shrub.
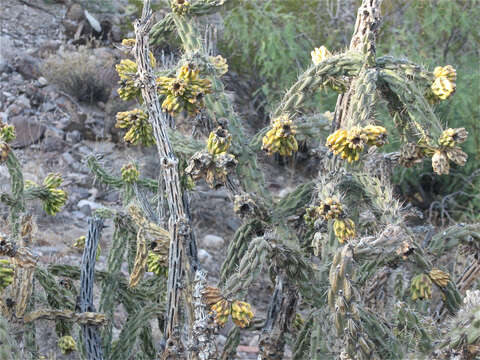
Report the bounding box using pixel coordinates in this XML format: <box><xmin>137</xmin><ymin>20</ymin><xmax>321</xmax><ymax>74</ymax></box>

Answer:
<box><xmin>42</xmin><ymin>47</ymin><xmax>117</xmax><ymax>104</ymax></box>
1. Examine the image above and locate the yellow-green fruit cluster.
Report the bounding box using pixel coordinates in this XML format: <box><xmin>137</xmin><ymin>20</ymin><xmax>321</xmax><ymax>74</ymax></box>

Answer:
<box><xmin>116</xmin><ymin>109</ymin><xmax>156</xmax><ymax>146</ymax></box>
<box><xmin>261</xmin><ymin>115</ymin><xmax>298</xmax><ymax>156</ymax></box>
<box><xmin>207</xmin><ymin>127</ymin><xmax>231</xmax><ymax>155</ymax></box>
<box><xmin>157</xmin><ymin>64</ymin><xmax>211</xmax><ymax>115</ymax></box>
<box><xmin>0</xmin><ymin>259</ymin><xmax>14</xmax><ymax>292</ymax></box>
<box><xmin>146</xmin><ymin>251</ymin><xmax>166</xmax><ymax>276</ymax></box>
<box><xmin>58</xmin><ymin>335</ymin><xmax>77</xmax><ymax>355</ymax></box>
<box><xmin>121</xmin><ymin>163</ymin><xmax>140</xmax><ymax>183</ymax></box>
<box><xmin>410</xmin><ymin>274</ymin><xmax>432</xmax><ymax>301</ymax></box>
<box><xmin>431</xmin><ymin>65</ymin><xmax>456</xmax><ymax>100</ymax></box>
<box><xmin>171</xmin><ymin>0</ymin><xmax>190</xmax><ymax>15</ymax></box>
<box><xmin>0</xmin><ymin>124</ymin><xmax>15</xmax><ymax>143</ymax></box>
<box><xmin>41</xmin><ymin>173</ymin><xmax>67</xmax><ymax>216</ymax></box>
<box><xmin>438</xmin><ymin>128</ymin><xmax>468</xmax><ymax>147</ymax></box>
<box><xmin>209</xmin><ymin>55</ymin><xmax>228</xmax><ymax>77</ymax></box>
<box><xmin>231</xmin><ymin>301</ymin><xmax>254</xmax><ymax>328</ymax></box>
<box><xmin>116</xmin><ymin>59</ymin><xmax>141</xmax><ymax>101</ymax></box>
<box><xmin>73</xmin><ymin>236</ymin><xmax>101</xmax><ymax>260</ymax></box>
<box><xmin>326</xmin><ymin>125</ymin><xmax>387</xmax><ymax>162</ymax></box>
<box><xmin>429</xmin><ymin>268</ymin><xmax>450</xmax><ymax>288</ymax></box>
<box><xmin>318</xmin><ymin>197</ymin><xmax>343</xmax><ymax>220</ymax></box>
<box><xmin>311</xmin><ymin>46</ymin><xmax>332</xmax><ymax>65</ymax></box>
<box><xmin>333</xmin><ymin>219</ymin><xmax>355</xmax><ymax>243</ymax></box>
<box><xmin>0</xmin><ymin>142</ymin><xmax>11</xmax><ymax>163</ymax></box>
<box><xmin>210</xmin><ymin>299</ymin><xmax>231</xmax><ymax>327</ymax></box>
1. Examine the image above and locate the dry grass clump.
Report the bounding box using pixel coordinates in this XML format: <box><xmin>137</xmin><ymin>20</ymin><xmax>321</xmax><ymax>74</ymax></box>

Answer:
<box><xmin>42</xmin><ymin>47</ymin><xmax>117</xmax><ymax>103</ymax></box>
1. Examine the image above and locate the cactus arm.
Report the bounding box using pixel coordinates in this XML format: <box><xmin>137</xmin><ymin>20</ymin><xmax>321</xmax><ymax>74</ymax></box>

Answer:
<box><xmin>77</xmin><ymin>216</ymin><xmax>104</xmax><ymax>360</ymax></box>
<box><xmin>4</xmin><ymin>151</ymin><xmax>25</xmax><ymax>240</ymax></box>
<box><xmin>257</xmin><ymin>274</ymin><xmax>298</xmax><ymax>360</ymax></box>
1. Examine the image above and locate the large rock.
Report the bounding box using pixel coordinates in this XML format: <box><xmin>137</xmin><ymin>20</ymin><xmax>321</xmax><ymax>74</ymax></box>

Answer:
<box><xmin>9</xmin><ymin>115</ymin><xmax>46</xmax><ymax>148</ymax></box>
<box><xmin>202</xmin><ymin>234</ymin><xmax>225</xmax><ymax>249</ymax></box>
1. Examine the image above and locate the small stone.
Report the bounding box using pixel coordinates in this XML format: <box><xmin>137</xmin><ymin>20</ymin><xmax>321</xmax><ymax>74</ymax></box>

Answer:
<box><xmin>77</xmin><ymin>199</ymin><xmax>103</xmax><ymax>214</ymax></box>
<box><xmin>37</xmin><ymin>77</ymin><xmax>49</xmax><ymax>87</ymax></box>
<box><xmin>14</xmin><ymin>55</ymin><xmax>41</xmax><ymax>80</ymax></box>
<box><xmin>65</xmin><ymin>130</ymin><xmax>82</xmax><ymax>143</ymax></box>
<box><xmin>202</xmin><ymin>234</ymin><xmax>225</xmax><ymax>249</ymax></box>
<box><xmin>197</xmin><ymin>249</ymin><xmax>212</xmax><ymax>263</ymax></box>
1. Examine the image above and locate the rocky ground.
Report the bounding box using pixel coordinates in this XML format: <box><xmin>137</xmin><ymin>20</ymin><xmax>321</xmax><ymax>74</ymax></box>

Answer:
<box><xmin>0</xmin><ymin>1</ymin><xmax>303</xmax><ymax>358</ymax></box>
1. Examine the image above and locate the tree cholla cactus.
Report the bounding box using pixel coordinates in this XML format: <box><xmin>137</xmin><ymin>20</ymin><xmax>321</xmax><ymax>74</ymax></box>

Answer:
<box><xmin>0</xmin><ymin>0</ymin><xmax>477</xmax><ymax>359</ymax></box>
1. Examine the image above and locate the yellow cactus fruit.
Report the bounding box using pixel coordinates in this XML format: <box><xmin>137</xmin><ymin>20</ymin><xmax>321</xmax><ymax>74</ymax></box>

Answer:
<box><xmin>207</xmin><ymin>127</ymin><xmax>232</xmax><ymax>155</ymax></box>
<box><xmin>318</xmin><ymin>197</ymin><xmax>343</xmax><ymax>220</ymax></box>
<box><xmin>0</xmin><ymin>142</ymin><xmax>11</xmax><ymax>163</ymax></box>
<box><xmin>429</xmin><ymin>269</ymin><xmax>450</xmax><ymax>288</ymax></box>
<box><xmin>410</xmin><ymin>274</ymin><xmax>433</xmax><ymax>301</ymax></box>
<box><xmin>433</xmin><ymin>65</ymin><xmax>457</xmax><ymax>82</ymax></box>
<box><xmin>73</xmin><ymin>236</ymin><xmax>101</xmax><ymax>260</ymax></box>
<box><xmin>362</xmin><ymin>124</ymin><xmax>388</xmax><ymax>147</ymax></box>
<box><xmin>432</xmin><ymin>151</ymin><xmax>450</xmax><ymax>175</ymax></box>
<box><xmin>333</xmin><ymin>218</ymin><xmax>356</xmax><ymax>243</ymax></box>
<box><xmin>43</xmin><ymin>173</ymin><xmax>63</xmax><ymax>189</ymax></box>
<box><xmin>431</xmin><ymin>76</ymin><xmax>455</xmax><ymax>100</ymax></box>
<box><xmin>116</xmin><ymin>109</ymin><xmax>155</xmax><ymax>146</ymax></box>
<box><xmin>58</xmin><ymin>335</ymin><xmax>77</xmax><ymax>355</ymax></box>
<box><xmin>231</xmin><ymin>300</ymin><xmax>254</xmax><ymax>328</ymax></box>
<box><xmin>311</xmin><ymin>46</ymin><xmax>332</xmax><ymax>65</ymax></box>
<box><xmin>0</xmin><ymin>123</ymin><xmax>15</xmax><ymax>143</ymax></box>
<box><xmin>34</xmin><ymin>174</ymin><xmax>68</xmax><ymax>216</ymax></box>
<box><xmin>121</xmin><ymin>38</ymin><xmax>136</xmax><ymax>47</ymax></box>
<box><xmin>146</xmin><ymin>251</ymin><xmax>166</xmax><ymax>276</ymax></box>
<box><xmin>210</xmin><ymin>299</ymin><xmax>231</xmax><ymax>327</ymax></box>
<box><xmin>157</xmin><ymin>64</ymin><xmax>211</xmax><ymax>115</ymax></box>
<box><xmin>346</xmin><ymin>126</ymin><xmax>367</xmax><ymax>151</ymax></box>
<box><xmin>326</xmin><ymin>129</ymin><xmax>348</xmax><ymax>155</ymax></box>
<box><xmin>446</xmin><ymin>147</ymin><xmax>468</xmax><ymax>166</ymax></box>
<box><xmin>209</xmin><ymin>55</ymin><xmax>228</xmax><ymax>77</ymax></box>
<box><xmin>261</xmin><ymin>115</ymin><xmax>298</xmax><ymax>156</ymax></box>
<box><xmin>171</xmin><ymin>0</ymin><xmax>191</xmax><ymax>15</ymax></box>
<box><xmin>0</xmin><ymin>259</ymin><xmax>14</xmax><ymax>292</ymax></box>
<box><xmin>121</xmin><ymin>163</ymin><xmax>140</xmax><ymax>183</ymax></box>
<box><xmin>438</xmin><ymin>128</ymin><xmax>468</xmax><ymax>147</ymax></box>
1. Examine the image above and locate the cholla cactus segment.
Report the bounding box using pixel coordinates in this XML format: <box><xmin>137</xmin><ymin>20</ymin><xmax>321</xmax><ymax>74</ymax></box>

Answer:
<box><xmin>438</xmin><ymin>128</ymin><xmax>468</xmax><ymax>147</ymax></box>
<box><xmin>146</xmin><ymin>251</ymin><xmax>166</xmax><ymax>276</ymax></box>
<box><xmin>210</xmin><ymin>299</ymin><xmax>231</xmax><ymax>327</ymax></box>
<box><xmin>433</xmin><ymin>65</ymin><xmax>457</xmax><ymax>82</ymax></box>
<box><xmin>0</xmin><ymin>259</ymin><xmax>14</xmax><ymax>291</ymax></box>
<box><xmin>209</xmin><ymin>55</ymin><xmax>228</xmax><ymax>77</ymax></box>
<box><xmin>429</xmin><ymin>268</ymin><xmax>450</xmax><ymax>288</ymax></box>
<box><xmin>115</xmin><ymin>109</ymin><xmax>156</xmax><ymax>146</ymax></box>
<box><xmin>399</xmin><ymin>143</ymin><xmax>424</xmax><ymax>167</ymax></box>
<box><xmin>318</xmin><ymin>197</ymin><xmax>343</xmax><ymax>220</ymax></box>
<box><xmin>207</xmin><ymin>127</ymin><xmax>232</xmax><ymax>155</ymax></box>
<box><xmin>333</xmin><ymin>218</ymin><xmax>355</xmax><ymax>243</ymax></box>
<box><xmin>311</xmin><ymin>46</ymin><xmax>332</xmax><ymax>65</ymax></box>
<box><xmin>410</xmin><ymin>274</ymin><xmax>432</xmax><ymax>301</ymax></box>
<box><xmin>446</xmin><ymin>147</ymin><xmax>468</xmax><ymax>166</ymax></box>
<box><xmin>362</xmin><ymin>125</ymin><xmax>388</xmax><ymax>147</ymax></box>
<box><xmin>432</xmin><ymin>150</ymin><xmax>450</xmax><ymax>175</ymax></box>
<box><xmin>231</xmin><ymin>300</ymin><xmax>254</xmax><ymax>328</ymax></box>
<box><xmin>171</xmin><ymin>0</ymin><xmax>191</xmax><ymax>15</ymax></box>
<box><xmin>0</xmin><ymin>124</ymin><xmax>15</xmax><ymax>143</ymax></box>
<box><xmin>447</xmin><ymin>290</ymin><xmax>480</xmax><ymax>356</ymax></box>
<box><xmin>261</xmin><ymin>115</ymin><xmax>299</xmax><ymax>156</ymax></box>
<box><xmin>121</xmin><ymin>163</ymin><xmax>140</xmax><ymax>183</ymax></box>
<box><xmin>157</xmin><ymin>64</ymin><xmax>212</xmax><ymax>115</ymax></box>
<box><xmin>0</xmin><ymin>142</ymin><xmax>11</xmax><ymax>163</ymax></box>
<box><xmin>58</xmin><ymin>335</ymin><xmax>77</xmax><ymax>354</ymax></box>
